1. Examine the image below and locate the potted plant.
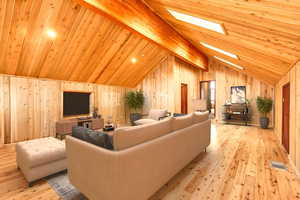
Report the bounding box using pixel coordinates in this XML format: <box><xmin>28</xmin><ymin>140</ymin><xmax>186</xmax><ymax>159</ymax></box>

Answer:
<box><xmin>125</xmin><ymin>90</ymin><xmax>145</xmax><ymax>125</ymax></box>
<box><xmin>256</xmin><ymin>97</ymin><xmax>273</xmax><ymax>129</ymax></box>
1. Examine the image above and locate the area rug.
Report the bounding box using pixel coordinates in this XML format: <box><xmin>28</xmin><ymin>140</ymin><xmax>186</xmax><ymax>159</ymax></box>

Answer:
<box><xmin>46</xmin><ymin>171</ymin><xmax>87</xmax><ymax>200</ymax></box>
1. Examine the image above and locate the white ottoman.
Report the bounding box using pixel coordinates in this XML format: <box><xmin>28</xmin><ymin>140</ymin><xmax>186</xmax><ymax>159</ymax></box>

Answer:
<box><xmin>16</xmin><ymin>137</ymin><xmax>67</xmax><ymax>186</ymax></box>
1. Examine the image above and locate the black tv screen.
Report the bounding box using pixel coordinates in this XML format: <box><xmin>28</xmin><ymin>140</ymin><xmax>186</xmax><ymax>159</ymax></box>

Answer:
<box><xmin>63</xmin><ymin>92</ymin><xmax>90</xmax><ymax>116</ymax></box>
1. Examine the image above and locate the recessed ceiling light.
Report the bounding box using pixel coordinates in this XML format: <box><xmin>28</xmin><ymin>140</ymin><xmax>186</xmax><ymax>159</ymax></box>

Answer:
<box><xmin>131</xmin><ymin>58</ymin><xmax>137</xmax><ymax>63</ymax></box>
<box><xmin>201</xmin><ymin>42</ymin><xmax>238</xmax><ymax>59</ymax></box>
<box><xmin>47</xmin><ymin>29</ymin><xmax>57</xmax><ymax>38</ymax></box>
<box><xmin>214</xmin><ymin>56</ymin><xmax>244</xmax><ymax>70</ymax></box>
<box><xmin>167</xmin><ymin>9</ymin><xmax>226</xmax><ymax>34</ymax></box>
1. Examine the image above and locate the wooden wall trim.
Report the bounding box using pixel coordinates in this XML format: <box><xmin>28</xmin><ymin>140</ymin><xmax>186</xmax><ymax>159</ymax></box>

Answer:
<box><xmin>74</xmin><ymin>0</ymin><xmax>208</xmax><ymax>70</ymax></box>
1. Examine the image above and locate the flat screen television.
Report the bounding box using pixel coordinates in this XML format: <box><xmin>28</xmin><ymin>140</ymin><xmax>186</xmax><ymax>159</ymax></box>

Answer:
<box><xmin>63</xmin><ymin>91</ymin><xmax>90</xmax><ymax>117</ymax></box>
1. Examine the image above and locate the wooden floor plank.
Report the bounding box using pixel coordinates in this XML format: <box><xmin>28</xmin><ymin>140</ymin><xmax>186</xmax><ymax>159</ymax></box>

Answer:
<box><xmin>0</xmin><ymin>124</ymin><xmax>299</xmax><ymax>199</ymax></box>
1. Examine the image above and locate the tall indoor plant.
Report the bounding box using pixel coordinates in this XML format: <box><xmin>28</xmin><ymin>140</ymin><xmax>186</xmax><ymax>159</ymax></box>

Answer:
<box><xmin>256</xmin><ymin>97</ymin><xmax>273</xmax><ymax>129</ymax></box>
<box><xmin>125</xmin><ymin>90</ymin><xmax>145</xmax><ymax>125</ymax></box>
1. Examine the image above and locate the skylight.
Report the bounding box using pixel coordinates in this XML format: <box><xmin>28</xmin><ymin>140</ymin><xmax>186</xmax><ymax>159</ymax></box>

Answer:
<box><xmin>167</xmin><ymin>9</ymin><xmax>226</xmax><ymax>34</ymax></box>
<box><xmin>200</xmin><ymin>42</ymin><xmax>238</xmax><ymax>59</ymax></box>
<box><xmin>214</xmin><ymin>56</ymin><xmax>244</xmax><ymax>70</ymax></box>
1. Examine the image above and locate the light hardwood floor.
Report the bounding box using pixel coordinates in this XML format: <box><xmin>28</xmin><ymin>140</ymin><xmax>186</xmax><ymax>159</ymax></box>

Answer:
<box><xmin>0</xmin><ymin>124</ymin><xmax>300</xmax><ymax>200</ymax></box>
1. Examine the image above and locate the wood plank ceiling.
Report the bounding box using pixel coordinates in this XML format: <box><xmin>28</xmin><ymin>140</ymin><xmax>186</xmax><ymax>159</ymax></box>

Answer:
<box><xmin>0</xmin><ymin>0</ymin><xmax>169</xmax><ymax>87</ymax></box>
<box><xmin>0</xmin><ymin>0</ymin><xmax>298</xmax><ymax>87</ymax></box>
<box><xmin>144</xmin><ymin>0</ymin><xmax>300</xmax><ymax>84</ymax></box>
<box><xmin>74</xmin><ymin>0</ymin><xmax>208</xmax><ymax>70</ymax></box>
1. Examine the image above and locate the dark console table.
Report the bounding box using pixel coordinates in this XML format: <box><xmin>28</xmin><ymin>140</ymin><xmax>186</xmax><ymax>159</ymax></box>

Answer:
<box><xmin>222</xmin><ymin>104</ymin><xmax>251</xmax><ymax>126</ymax></box>
<box><xmin>56</xmin><ymin>117</ymin><xmax>104</xmax><ymax>139</ymax></box>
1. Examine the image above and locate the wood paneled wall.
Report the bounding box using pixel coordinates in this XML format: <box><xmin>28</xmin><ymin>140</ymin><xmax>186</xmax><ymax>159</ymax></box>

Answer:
<box><xmin>138</xmin><ymin>55</ymin><xmax>201</xmax><ymax>114</ymax></box>
<box><xmin>173</xmin><ymin>58</ymin><xmax>202</xmax><ymax>113</ymax></box>
<box><xmin>202</xmin><ymin>59</ymin><xmax>275</xmax><ymax>126</ymax></box>
<box><xmin>0</xmin><ymin>76</ymin><xmax>5</xmax><ymax>147</ymax></box>
<box><xmin>138</xmin><ymin>56</ymin><xmax>175</xmax><ymax>113</ymax></box>
<box><xmin>0</xmin><ymin>75</ymin><xmax>130</xmax><ymax>144</ymax></box>
<box><xmin>275</xmin><ymin>60</ymin><xmax>300</xmax><ymax>171</ymax></box>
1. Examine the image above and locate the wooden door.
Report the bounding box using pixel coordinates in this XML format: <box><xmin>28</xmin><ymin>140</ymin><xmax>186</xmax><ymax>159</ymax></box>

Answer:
<box><xmin>181</xmin><ymin>83</ymin><xmax>188</xmax><ymax>114</ymax></box>
<box><xmin>282</xmin><ymin>83</ymin><xmax>290</xmax><ymax>153</ymax></box>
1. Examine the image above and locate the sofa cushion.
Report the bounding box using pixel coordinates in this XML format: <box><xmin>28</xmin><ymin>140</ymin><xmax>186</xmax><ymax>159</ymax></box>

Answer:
<box><xmin>149</xmin><ymin>109</ymin><xmax>167</xmax><ymax>120</ymax></box>
<box><xmin>16</xmin><ymin>137</ymin><xmax>66</xmax><ymax>168</ymax></box>
<box><xmin>135</xmin><ymin>118</ymin><xmax>157</xmax><ymax>126</ymax></box>
<box><xmin>172</xmin><ymin>113</ymin><xmax>194</xmax><ymax>131</ymax></box>
<box><xmin>72</xmin><ymin>126</ymin><xmax>113</xmax><ymax>150</ymax></box>
<box><xmin>113</xmin><ymin>117</ymin><xmax>173</xmax><ymax>150</ymax></box>
<box><xmin>193</xmin><ymin>111</ymin><xmax>209</xmax><ymax>124</ymax></box>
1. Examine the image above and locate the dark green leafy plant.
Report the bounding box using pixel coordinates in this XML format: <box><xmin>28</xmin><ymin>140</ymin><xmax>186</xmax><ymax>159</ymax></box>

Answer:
<box><xmin>256</xmin><ymin>97</ymin><xmax>273</xmax><ymax>117</ymax></box>
<box><xmin>125</xmin><ymin>90</ymin><xmax>145</xmax><ymax>112</ymax></box>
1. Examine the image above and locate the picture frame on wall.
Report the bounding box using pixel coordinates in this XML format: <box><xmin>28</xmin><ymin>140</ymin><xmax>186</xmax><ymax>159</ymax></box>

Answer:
<box><xmin>231</xmin><ymin>86</ymin><xmax>246</xmax><ymax>104</ymax></box>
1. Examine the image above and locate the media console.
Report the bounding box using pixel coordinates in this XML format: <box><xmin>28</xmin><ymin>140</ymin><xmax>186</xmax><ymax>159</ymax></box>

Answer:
<box><xmin>56</xmin><ymin>117</ymin><xmax>104</xmax><ymax>139</ymax></box>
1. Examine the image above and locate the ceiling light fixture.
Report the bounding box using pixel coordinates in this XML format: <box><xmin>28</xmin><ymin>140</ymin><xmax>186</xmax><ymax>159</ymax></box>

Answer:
<box><xmin>47</xmin><ymin>29</ymin><xmax>57</xmax><ymax>39</ymax></box>
<box><xmin>214</xmin><ymin>56</ymin><xmax>244</xmax><ymax>70</ymax></box>
<box><xmin>167</xmin><ymin>9</ymin><xmax>226</xmax><ymax>34</ymax></box>
<box><xmin>131</xmin><ymin>58</ymin><xmax>137</xmax><ymax>63</ymax></box>
<box><xmin>201</xmin><ymin>42</ymin><xmax>238</xmax><ymax>59</ymax></box>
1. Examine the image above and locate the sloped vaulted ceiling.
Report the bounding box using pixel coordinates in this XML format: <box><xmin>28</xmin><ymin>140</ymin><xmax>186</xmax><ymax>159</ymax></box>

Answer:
<box><xmin>143</xmin><ymin>0</ymin><xmax>300</xmax><ymax>84</ymax></box>
<box><xmin>0</xmin><ymin>0</ymin><xmax>169</xmax><ymax>87</ymax></box>
<box><xmin>1</xmin><ymin>0</ymin><xmax>296</xmax><ymax>87</ymax></box>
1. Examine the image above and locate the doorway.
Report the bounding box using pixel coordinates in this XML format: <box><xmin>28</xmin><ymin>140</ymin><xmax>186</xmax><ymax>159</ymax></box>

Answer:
<box><xmin>200</xmin><ymin>80</ymin><xmax>216</xmax><ymax>117</ymax></box>
<box><xmin>282</xmin><ymin>83</ymin><xmax>290</xmax><ymax>153</ymax></box>
<box><xmin>181</xmin><ymin>83</ymin><xmax>188</xmax><ymax>114</ymax></box>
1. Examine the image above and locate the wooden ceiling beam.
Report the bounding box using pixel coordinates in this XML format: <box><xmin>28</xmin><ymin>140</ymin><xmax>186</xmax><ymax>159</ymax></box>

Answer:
<box><xmin>73</xmin><ymin>0</ymin><xmax>208</xmax><ymax>70</ymax></box>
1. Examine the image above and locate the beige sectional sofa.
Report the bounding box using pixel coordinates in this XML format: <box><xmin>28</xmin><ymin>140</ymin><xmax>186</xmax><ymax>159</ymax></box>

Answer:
<box><xmin>66</xmin><ymin>112</ymin><xmax>210</xmax><ymax>200</ymax></box>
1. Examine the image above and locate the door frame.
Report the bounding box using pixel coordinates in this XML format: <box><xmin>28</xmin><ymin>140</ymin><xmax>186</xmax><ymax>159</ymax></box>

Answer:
<box><xmin>200</xmin><ymin>80</ymin><xmax>216</xmax><ymax>115</ymax></box>
<box><xmin>282</xmin><ymin>83</ymin><xmax>290</xmax><ymax>153</ymax></box>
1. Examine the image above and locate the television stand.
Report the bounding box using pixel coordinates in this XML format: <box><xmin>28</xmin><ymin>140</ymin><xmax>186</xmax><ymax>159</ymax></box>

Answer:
<box><xmin>56</xmin><ymin>117</ymin><xmax>104</xmax><ymax>139</ymax></box>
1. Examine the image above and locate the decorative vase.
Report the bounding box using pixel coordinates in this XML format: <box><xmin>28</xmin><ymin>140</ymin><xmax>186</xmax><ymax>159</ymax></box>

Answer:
<box><xmin>259</xmin><ymin>117</ymin><xmax>269</xmax><ymax>129</ymax></box>
<box><xmin>130</xmin><ymin>113</ymin><xmax>142</xmax><ymax>126</ymax></box>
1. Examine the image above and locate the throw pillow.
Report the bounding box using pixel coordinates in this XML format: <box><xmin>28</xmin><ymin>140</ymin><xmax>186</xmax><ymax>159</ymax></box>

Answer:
<box><xmin>72</xmin><ymin>126</ymin><xmax>89</xmax><ymax>140</ymax></box>
<box><xmin>86</xmin><ymin>130</ymin><xmax>113</xmax><ymax>150</ymax></box>
<box><xmin>72</xmin><ymin>126</ymin><xmax>113</xmax><ymax>150</ymax></box>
